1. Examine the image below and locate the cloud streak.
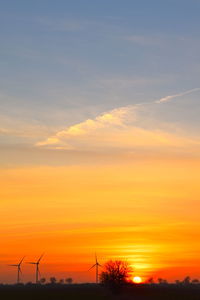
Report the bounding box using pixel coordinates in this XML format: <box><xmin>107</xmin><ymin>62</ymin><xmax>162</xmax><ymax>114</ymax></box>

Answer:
<box><xmin>36</xmin><ymin>88</ymin><xmax>200</xmax><ymax>150</ymax></box>
<box><xmin>36</xmin><ymin>106</ymin><xmax>133</xmax><ymax>147</ymax></box>
<box><xmin>155</xmin><ymin>88</ymin><xmax>200</xmax><ymax>104</ymax></box>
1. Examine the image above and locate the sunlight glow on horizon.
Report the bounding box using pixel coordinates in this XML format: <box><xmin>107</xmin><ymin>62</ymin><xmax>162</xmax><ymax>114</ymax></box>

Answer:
<box><xmin>133</xmin><ymin>276</ymin><xmax>142</xmax><ymax>284</ymax></box>
<box><xmin>1</xmin><ymin>158</ymin><xmax>200</xmax><ymax>282</ymax></box>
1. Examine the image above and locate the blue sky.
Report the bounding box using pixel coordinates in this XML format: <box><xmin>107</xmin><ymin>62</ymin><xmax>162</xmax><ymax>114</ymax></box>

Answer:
<box><xmin>0</xmin><ymin>0</ymin><xmax>200</xmax><ymax>155</ymax></box>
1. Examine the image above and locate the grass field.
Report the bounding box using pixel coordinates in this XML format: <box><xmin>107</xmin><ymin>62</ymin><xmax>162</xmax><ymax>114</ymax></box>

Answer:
<box><xmin>0</xmin><ymin>284</ymin><xmax>200</xmax><ymax>300</ymax></box>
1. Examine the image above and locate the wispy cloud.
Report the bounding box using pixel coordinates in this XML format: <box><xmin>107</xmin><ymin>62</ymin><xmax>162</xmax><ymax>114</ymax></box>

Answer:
<box><xmin>155</xmin><ymin>88</ymin><xmax>200</xmax><ymax>104</ymax></box>
<box><xmin>36</xmin><ymin>106</ymin><xmax>132</xmax><ymax>148</ymax></box>
<box><xmin>36</xmin><ymin>88</ymin><xmax>200</xmax><ymax>151</ymax></box>
<box><xmin>52</xmin><ymin>106</ymin><xmax>130</xmax><ymax>136</ymax></box>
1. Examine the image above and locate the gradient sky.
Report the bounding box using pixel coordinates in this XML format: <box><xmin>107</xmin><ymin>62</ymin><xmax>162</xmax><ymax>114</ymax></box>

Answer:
<box><xmin>1</xmin><ymin>0</ymin><xmax>200</xmax><ymax>284</ymax></box>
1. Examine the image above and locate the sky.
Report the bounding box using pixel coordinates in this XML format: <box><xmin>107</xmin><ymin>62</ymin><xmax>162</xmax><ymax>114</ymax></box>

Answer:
<box><xmin>1</xmin><ymin>0</ymin><xmax>200</xmax><ymax>283</ymax></box>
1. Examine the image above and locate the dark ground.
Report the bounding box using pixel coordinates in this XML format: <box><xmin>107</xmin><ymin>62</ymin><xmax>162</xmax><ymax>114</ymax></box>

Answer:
<box><xmin>0</xmin><ymin>284</ymin><xmax>200</xmax><ymax>300</ymax></box>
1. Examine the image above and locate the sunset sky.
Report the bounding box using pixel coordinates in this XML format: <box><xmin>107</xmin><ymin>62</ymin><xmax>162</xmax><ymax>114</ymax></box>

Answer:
<box><xmin>1</xmin><ymin>0</ymin><xmax>200</xmax><ymax>284</ymax></box>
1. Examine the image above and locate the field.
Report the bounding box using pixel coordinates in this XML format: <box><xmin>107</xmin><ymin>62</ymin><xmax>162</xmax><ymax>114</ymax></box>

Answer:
<box><xmin>0</xmin><ymin>284</ymin><xmax>200</xmax><ymax>300</ymax></box>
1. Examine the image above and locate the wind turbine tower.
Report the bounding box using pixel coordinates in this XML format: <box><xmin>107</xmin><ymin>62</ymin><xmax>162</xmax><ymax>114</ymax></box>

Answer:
<box><xmin>89</xmin><ymin>254</ymin><xmax>101</xmax><ymax>284</ymax></box>
<box><xmin>28</xmin><ymin>254</ymin><xmax>44</xmax><ymax>284</ymax></box>
<box><xmin>9</xmin><ymin>256</ymin><xmax>25</xmax><ymax>284</ymax></box>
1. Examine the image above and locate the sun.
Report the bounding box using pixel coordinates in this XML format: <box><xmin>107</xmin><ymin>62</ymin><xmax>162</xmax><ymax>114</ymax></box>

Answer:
<box><xmin>133</xmin><ymin>276</ymin><xmax>142</xmax><ymax>284</ymax></box>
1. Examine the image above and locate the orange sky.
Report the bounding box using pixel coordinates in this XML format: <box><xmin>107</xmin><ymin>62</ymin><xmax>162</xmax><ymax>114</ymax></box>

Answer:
<box><xmin>1</xmin><ymin>0</ymin><xmax>200</xmax><ymax>286</ymax></box>
<box><xmin>1</xmin><ymin>155</ymin><xmax>200</xmax><ymax>283</ymax></box>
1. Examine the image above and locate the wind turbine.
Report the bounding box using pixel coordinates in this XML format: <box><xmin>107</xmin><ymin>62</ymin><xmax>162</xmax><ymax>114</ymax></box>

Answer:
<box><xmin>89</xmin><ymin>254</ymin><xmax>101</xmax><ymax>284</ymax></box>
<box><xmin>8</xmin><ymin>256</ymin><xmax>25</xmax><ymax>284</ymax></box>
<box><xmin>27</xmin><ymin>253</ymin><xmax>44</xmax><ymax>284</ymax></box>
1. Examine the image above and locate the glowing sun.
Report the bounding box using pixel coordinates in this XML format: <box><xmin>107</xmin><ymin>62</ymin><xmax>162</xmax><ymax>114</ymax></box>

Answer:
<box><xmin>133</xmin><ymin>276</ymin><xmax>142</xmax><ymax>284</ymax></box>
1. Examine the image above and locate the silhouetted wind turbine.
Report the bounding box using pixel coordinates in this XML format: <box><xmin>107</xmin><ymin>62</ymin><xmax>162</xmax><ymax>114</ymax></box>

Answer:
<box><xmin>27</xmin><ymin>253</ymin><xmax>44</xmax><ymax>284</ymax></box>
<box><xmin>8</xmin><ymin>256</ymin><xmax>25</xmax><ymax>284</ymax></box>
<box><xmin>89</xmin><ymin>254</ymin><xmax>101</xmax><ymax>283</ymax></box>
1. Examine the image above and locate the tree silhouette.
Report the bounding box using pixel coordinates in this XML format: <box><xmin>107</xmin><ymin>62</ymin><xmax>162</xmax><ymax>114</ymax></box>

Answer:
<box><xmin>175</xmin><ymin>280</ymin><xmax>181</xmax><ymax>285</ymax></box>
<box><xmin>158</xmin><ymin>278</ymin><xmax>163</xmax><ymax>284</ymax></box>
<box><xmin>158</xmin><ymin>278</ymin><xmax>168</xmax><ymax>285</ymax></box>
<box><xmin>192</xmin><ymin>279</ymin><xmax>199</xmax><ymax>284</ymax></box>
<box><xmin>65</xmin><ymin>277</ymin><xmax>73</xmax><ymax>284</ymax></box>
<box><xmin>183</xmin><ymin>276</ymin><xmax>191</xmax><ymax>285</ymax></box>
<box><xmin>40</xmin><ymin>278</ymin><xmax>46</xmax><ymax>284</ymax></box>
<box><xmin>59</xmin><ymin>279</ymin><xmax>64</xmax><ymax>284</ymax></box>
<box><xmin>147</xmin><ymin>277</ymin><xmax>154</xmax><ymax>284</ymax></box>
<box><xmin>100</xmin><ymin>260</ymin><xmax>132</xmax><ymax>293</ymax></box>
<box><xmin>49</xmin><ymin>277</ymin><xmax>57</xmax><ymax>284</ymax></box>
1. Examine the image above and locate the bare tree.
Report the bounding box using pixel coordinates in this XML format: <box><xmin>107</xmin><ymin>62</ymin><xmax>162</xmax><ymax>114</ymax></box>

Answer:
<box><xmin>100</xmin><ymin>260</ymin><xmax>132</xmax><ymax>293</ymax></box>
<box><xmin>158</xmin><ymin>278</ymin><xmax>163</xmax><ymax>284</ymax></box>
<box><xmin>147</xmin><ymin>277</ymin><xmax>154</xmax><ymax>284</ymax></box>
<box><xmin>182</xmin><ymin>276</ymin><xmax>191</xmax><ymax>285</ymax></box>
<box><xmin>65</xmin><ymin>277</ymin><xmax>73</xmax><ymax>284</ymax></box>
<box><xmin>50</xmin><ymin>277</ymin><xmax>57</xmax><ymax>284</ymax></box>
<box><xmin>192</xmin><ymin>279</ymin><xmax>199</xmax><ymax>284</ymax></box>
<box><xmin>59</xmin><ymin>279</ymin><xmax>64</xmax><ymax>284</ymax></box>
<box><xmin>40</xmin><ymin>277</ymin><xmax>46</xmax><ymax>284</ymax></box>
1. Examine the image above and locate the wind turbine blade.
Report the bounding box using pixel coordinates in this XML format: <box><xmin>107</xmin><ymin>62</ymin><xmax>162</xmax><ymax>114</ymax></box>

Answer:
<box><xmin>95</xmin><ymin>253</ymin><xmax>97</xmax><ymax>264</ymax></box>
<box><xmin>27</xmin><ymin>262</ymin><xmax>37</xmax><ymax>264</ymax></box>
<box><xmin>37</xmin><ymin>253</ymin><xmax>45</xmax><ymax>263</ymax></box>
<box><xmin>8</xmin><ymin>264</ymin><xmax>18</xmax><ymax>267</ymax></box>
<box><xmin>19</xmin><ymin>256</ymin><xmax>25</xmax><ymax>265</ymax></box>
<box><xmin>19</xmin><ymin>267</ymin><xmax>22</xmax><ymax>275</ymax></box>
<box><xmin>88</xmin><ymin>264</ymin><xmax>96</xmax><ymax>271</ymax></box>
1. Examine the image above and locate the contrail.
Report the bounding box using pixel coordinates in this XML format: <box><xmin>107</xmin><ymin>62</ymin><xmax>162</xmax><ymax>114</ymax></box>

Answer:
<box><xmin>155</xmin><ymin>88</ymin><xmax>200</xmax><ymax>104</ymax></box>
